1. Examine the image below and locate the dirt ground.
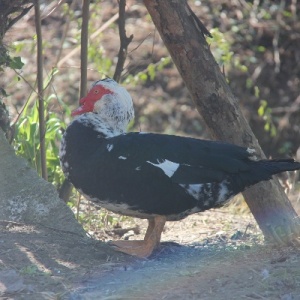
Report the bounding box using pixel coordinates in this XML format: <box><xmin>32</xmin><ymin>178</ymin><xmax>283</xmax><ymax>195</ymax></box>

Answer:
<box><xmin>1</xmin><ymin>198</ymin><xmax>300</xmax><ymax>300</ymax></box>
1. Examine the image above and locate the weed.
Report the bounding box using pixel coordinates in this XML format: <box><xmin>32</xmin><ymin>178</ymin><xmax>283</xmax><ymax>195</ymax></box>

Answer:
<box><xmin>13</xmin><ymin>96</ymin><xmax>67</xmax><ymax>188</ymax></box>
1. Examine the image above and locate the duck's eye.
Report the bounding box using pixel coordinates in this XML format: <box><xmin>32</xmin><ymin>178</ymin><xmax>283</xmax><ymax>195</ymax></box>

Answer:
<box><xmin>94</xmin><ymin>89</ymin><xmax>99</xmax><ymax>94</ymax></box>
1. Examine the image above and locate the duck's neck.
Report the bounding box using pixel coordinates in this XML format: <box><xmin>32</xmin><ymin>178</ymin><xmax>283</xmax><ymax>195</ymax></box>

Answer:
<box><xmin>74</xmin><ymin>112</ymin><xmax>127</xmax><ymax>138</ymax></box>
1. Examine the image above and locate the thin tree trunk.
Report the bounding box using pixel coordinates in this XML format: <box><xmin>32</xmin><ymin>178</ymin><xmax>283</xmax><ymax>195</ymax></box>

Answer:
<box><xmin>143</xmin><ymin>0</ymin><xmax>300</xmax><ymax>243</ymax></box>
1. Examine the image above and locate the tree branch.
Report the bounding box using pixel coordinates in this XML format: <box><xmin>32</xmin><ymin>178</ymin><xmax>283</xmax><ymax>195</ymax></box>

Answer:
<box><xmin>80</xmin><ymin>0</ymin><xmax>90</xmax><ymax>98</ymax></box>
<box><xmin>7</xmin><ymin>5</ymin><xmax>34</xmax><ymax>31</ymax></box>
<box><xmin>34</xmin><ymin>0</ymin><xmax>47</xmax><ymax>180</ymax></box>
<box><xmin>113</xmin><ymin>0</ymin><xmax>133</xmax><ymax>83</ymax></box>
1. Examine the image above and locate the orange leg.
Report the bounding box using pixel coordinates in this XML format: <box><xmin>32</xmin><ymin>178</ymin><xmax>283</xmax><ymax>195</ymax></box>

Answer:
<box><xmin>109</xmin><ymin>215</ymin><xmax>166</xmax><ymax>258</ymax></box>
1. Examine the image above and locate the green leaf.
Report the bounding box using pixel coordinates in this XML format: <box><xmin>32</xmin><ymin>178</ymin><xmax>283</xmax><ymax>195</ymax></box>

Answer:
<box><xmin>258</xmin><ymin>100</ymin><xmax>267</xmax><ymax>117</ymax></box>
<box><xmin>264</xmin><ymin>123</ymin><xmax>270</xmax><ymax>131</ymax></box>
<box><xmin>147</xmin><ymin>64</ymin><xmax>156</xmax><ymax>81</ymax></box>
<box><xmin>258</xmin><ymin>106</ymin><xmax>264</xmax><ymax>117</ymax></box>
<box><xmin>283</xmin><ymin>11</ymin><xmax>292</xmax><ymax>18</ymax></box>
<box><xmin>9</xmin><ymin>56</ymin><xmax>24</xmax><ymax>70</ymax></box>
<box><xmin>254</xmin><ymin>86</ymin><xmax>260</xmax><ymax>98</ymax></box>
<box><xmin>257</xmin><ymin>46</ymin><xmax>266</xmax><ymax>53</ymax></box>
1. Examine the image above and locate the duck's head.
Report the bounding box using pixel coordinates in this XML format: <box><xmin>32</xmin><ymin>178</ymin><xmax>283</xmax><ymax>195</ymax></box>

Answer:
<box><xmin>72</xmin><ymin>78</ymin><xmax>134</xmax><ymax>134</ymax></box>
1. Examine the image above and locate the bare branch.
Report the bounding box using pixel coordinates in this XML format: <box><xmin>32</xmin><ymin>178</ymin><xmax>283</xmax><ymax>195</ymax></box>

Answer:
<box><xmin>128</xmin><ymin>32</ymin><xmax>151</xmax><ymax>54</ymax></box>
<box><xmin>113</xmin><ymin>0</ymin><xmax>133</xmax><ymax>83</ymax></box>
<box><xmin>80</xmin><ymin>0</ymin><xmax>90</xmax><ymax>98</ymax></box>
<box><xmin>41</xmin><ymin>0</ymin><xmax>65</xmax><ymax>20</ymax></box>
<box><xmin>34</xmin><ymin>0</ymin><xmax>47</xmax><ymax>180</ymax></box>
<box><xmin>7</xmin><ymin>5</ymin><xmax>34</xmax><ymax>31</ymax></box>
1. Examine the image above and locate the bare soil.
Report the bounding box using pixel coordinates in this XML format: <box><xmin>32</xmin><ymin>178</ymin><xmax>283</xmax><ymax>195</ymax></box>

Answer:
<box><xmin>1</xmin><ymin>198</ymin><xmax>300</xmax><ymax>299</ymax></box>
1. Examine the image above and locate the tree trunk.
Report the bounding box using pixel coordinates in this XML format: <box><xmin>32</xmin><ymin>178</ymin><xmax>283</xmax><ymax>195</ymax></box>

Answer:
<box><xmin>0</xmin><ymin>130</ymin><xmax>85</xmax><ymax>236</ymax></box>
<box><xmin>143</xmin><ymin>0</ymin><xmax>300</xmax><ymax>243</ymax></box>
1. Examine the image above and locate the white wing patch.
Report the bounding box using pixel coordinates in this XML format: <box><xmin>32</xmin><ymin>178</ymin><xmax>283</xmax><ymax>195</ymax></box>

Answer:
<box><xmin>119</xmin><ymin>156</ymin><xmax>127</xmax><ymax>160</ymax></box>
<box><xmin>107</xmin><ymin>144</ymin><xmax>114</xmax><ymax>152</ymax></box>
<box><xmin>247</xmin><ymin>147</ymin><xmax>256</xmax><ymax>154</ymax></box>
<box><xmin>247</xmin><ymin>147</ymin><xmax>257</xmax><ymax>161</ymax></box>
<box><xmin>180</xmin><ymin>183</ymin><xmax>212</xmax><ymax>202</ymax></box>
<box><xmin>180</xmin><ymin>184</ymin><xmax>203</xmax><ymax>199</ymax></box>
<box><xmin>147</xmin><ymin>159</ymin><xmax>179</xmax><ymax>178</ymax></box>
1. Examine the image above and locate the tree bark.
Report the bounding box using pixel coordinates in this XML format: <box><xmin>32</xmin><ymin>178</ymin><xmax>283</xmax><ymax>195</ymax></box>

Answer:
<box><xmin>143</xmin><ymin>0</ymin><xmax>300</xmax><ymax>243</ymax></box>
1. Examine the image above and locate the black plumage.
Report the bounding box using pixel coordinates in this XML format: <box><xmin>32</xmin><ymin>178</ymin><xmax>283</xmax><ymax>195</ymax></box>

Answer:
<box><xmin>62</xmin><ymin>119</ymin><xmax>300</xmax><ymax>220</ymax></box>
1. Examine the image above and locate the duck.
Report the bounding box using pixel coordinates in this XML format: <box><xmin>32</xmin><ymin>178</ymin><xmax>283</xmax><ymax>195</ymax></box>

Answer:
<box><xmin>60</xmin><ymin>78</ymin><xmax>300</xmax><ymax>257</ymax></box>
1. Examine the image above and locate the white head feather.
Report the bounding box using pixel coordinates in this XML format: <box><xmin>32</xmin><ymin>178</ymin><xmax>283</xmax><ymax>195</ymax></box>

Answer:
<box><xmin>71</xmin><ymin>79</ymin><xmax>134</xmax><ymax>137</ymax></box>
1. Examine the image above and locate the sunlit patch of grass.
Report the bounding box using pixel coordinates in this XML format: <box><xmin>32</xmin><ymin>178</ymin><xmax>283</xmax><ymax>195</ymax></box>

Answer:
<box><xmin>20</xmin><ymin>264</ymin><xmax>51</xmax><ymax>277</ymax></box>
<box><xmin>67</xmin><ymin>194</ymin><xmax>132</xmax><ymax>238</ymax></box>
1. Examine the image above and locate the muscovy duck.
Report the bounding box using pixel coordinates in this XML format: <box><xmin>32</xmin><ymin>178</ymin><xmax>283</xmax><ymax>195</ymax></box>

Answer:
<box><xmin>60</xmin><ymin>78</ymin><xmax>300</xmax><ymax>257</ymax></box>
